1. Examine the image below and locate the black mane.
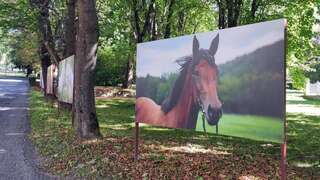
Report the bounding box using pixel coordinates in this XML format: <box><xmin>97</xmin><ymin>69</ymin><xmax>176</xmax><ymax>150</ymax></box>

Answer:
<box><xmin>160</xmin><ymin>48</ymin><xmax>216</xmax><ymax>114</ymax></box>
<box><xmin>160</xmin><ymin>55</ymin><xmax>203</xmax><ymax>128</ymax></box>
<box><xmin>160</xmin><ymin>56</ymin><xmax>192</xmax><ymax>113</ymax></box>
<box><xmin>159</xmin><ymin>34</ymin><xmax>219</xmax><ymax>128</ymax></box>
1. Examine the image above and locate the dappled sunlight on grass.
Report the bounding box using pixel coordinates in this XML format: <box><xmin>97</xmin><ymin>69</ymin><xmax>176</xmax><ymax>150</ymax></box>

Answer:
<box><xmin>28</xmin><ymin>89</ymin><xmax>320</xmax><ymax>178</ymax></box>
<box><xmin>286</xmin><ymin>112</ymin><xmax>320</xmax><ymax>178</ymax></box>
<box><xmin>238</xmin><ymin>175</ymin><xmax>260</xmax><ymax>180</ymax></box>
<box><xmin>99</xmin><ymin>123</ymin><xmax>134</xmax><ymax>129</ymax></box>
<box><xmin>292</xmin><ymin>161</ymin><xmax>319</xmax><ymax>168</ymax></box>
<box><xmin>286</xmin><ymin>90</ymin><xmax>320</xmax><ymax>178</ymax></box>
<box><xmin>82</xmin><ymin>139</ymin><xmax>104</xmax><ymax>145</ymax></box>
<box><xmin>155</xmin><ymin>143</ymin><xmax>232</xmax><ymax>155</ymax></box>
<box><xmin>95</xmin><ymin>104</ymin><xmax>111</xmax><ymax>108</ymax></box>
<box><xmin>287</xmin><ymin>90</ymin><xmax>320</xmax><ymax>116</ymax></box>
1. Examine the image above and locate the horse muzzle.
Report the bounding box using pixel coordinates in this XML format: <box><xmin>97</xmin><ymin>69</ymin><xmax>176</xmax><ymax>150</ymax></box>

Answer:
<box><xmin>206</xmin><ymin>105</ymin><xmax>222</xmax><ymax>126</ymax></box>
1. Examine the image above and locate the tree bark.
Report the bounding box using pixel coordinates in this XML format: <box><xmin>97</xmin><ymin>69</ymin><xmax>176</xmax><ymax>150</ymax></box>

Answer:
<box><xmin>177</xmin><ymin>11</ymin><xmax>186</xmax><ymax>35</ymax></box>
<box><xmin>74</xmin><ymin>0</ymin><xmax>101</xmax><ymax>140</ymax></box>
<box><xmin>141</xmin><ymin>0</ymin><xmax>156</xmax><ymax>41</ymax></box>
<box><xmin>31</xmin><ymin>0</ymin><xmax>54</xmax><ymax>95</ymax></box>
<box><xmin>150</xmin><ymin>2</ymin><xmax>157</xmax><ymax>40</ymax></box>
<box><xmin>40</xmin><ymin>44</ymin><xmax>51</xmax><ymax>95</ymax></box>
<box><xmin>44</xmin><ymin>41</ymin><xmax>60</xmax><ymax>64</ymax></box>
<box><xmin>217</xmin><ymin>0</ymin><xmax>242</xmax><ymax>28</ymax></box>
<box><xmin>122</xmin><ymin>55</ymin><xmax>134</xmax><ymax>89</ymax></box>
<box><xmin>130</xmin><ymin>0</ymin><xmax>156</xmax><ymax>43</ymax></box>
<box><xmin>163</xmin><ymin>0</ymin><xmax>175</xmax><ymax>38</ymax></box>
<box><xmin>232</xmin><ymin>0</ymin><xmax>242</xmax><ymax>27</ymax></box>
<box><xmin>192</xmin><ymin>21</ymin><xmax>199</xmax><ymax>34</ymax></box>
<box><xmin>131</xmin><ymin>0</ymin><xmax>142</xmax><ymax>42</ymax></box>
<box><xmin>64</xmin><ymin>0</ymin><xmax>76</xmax><ymax>58</ymax></box>
<box><xmin>226</xmin><ymin>0</ymin><xmax>234</xmax><ymax>27</ymax></box>
<box><xmin>217</xmin><ymin>0</ymin><xmax>226</xmax><ymax>29</ymax></box>
<box><xmin>250</xmin><ymin>0</ymin><xmax>258</xmax><ymax>21</ymax></box>
<box><xmin>64</xmin><ymin>0</ymin><xmax>77</xmax><ymax>126</ymax></box>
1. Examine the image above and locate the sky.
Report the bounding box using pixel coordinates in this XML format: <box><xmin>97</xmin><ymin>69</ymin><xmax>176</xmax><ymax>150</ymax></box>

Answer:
<box><xmin>137</xmin><ymin>19</ymin><xmax>285</xmax><ymax>77</ymax></box>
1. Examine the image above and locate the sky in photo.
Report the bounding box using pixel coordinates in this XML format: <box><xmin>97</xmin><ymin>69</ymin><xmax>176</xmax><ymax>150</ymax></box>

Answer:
<box><xmin>137</xmin><ymin>19</ymin><xmax>285</xmax><ymax>77</ymax></box>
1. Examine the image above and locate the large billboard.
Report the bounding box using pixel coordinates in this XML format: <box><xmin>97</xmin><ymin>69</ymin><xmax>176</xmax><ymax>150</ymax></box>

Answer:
<box><xmin>40</xmin><ymin>69</ymin><xmax>44</xmax><ymax>90</ymax></box>
<box><xmin>136</xmin><ymin>19</ymin><xmax>285</xmax><ymax>143</ymax></box>
<box><xmin>306</xmin><ymin>79</ymin><xmax>320</xmax><ymax>96</ymax></box>
<box><xmin>46</xmin><ymin>64</ymin><xmax>56</xmax><ymax>95</ymax></box>
<box><xmin>58</xmin><ymin>55</ymin><xmax>74</xmax><ymax>104</ymax></box>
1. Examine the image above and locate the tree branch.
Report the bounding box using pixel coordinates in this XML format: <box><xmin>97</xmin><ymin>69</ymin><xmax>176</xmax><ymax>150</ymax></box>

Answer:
<box><xmin>141</xmin><ymin>0</ymin><xmax>156</xmax><ymax>40</ymax></box>
<box><xmin>131</xmin><ymin>0</ymin><xmax>141</xmax><ymax>42</ymax></box>
<box><xmin>163</xmin><ymin>0</ymin><xmax>175</xmax><ymax>38</ymax></box>
<box><xmin>44</xmin><ymin>41</ymin><xmax>61</xmax><ymax>65</ymax></box>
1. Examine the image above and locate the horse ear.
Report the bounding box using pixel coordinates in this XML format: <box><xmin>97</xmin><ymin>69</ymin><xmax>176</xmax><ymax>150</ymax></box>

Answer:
<box><xmin>193</xmin><ymin>35</ymin><xmax>200</xmax><ymax>63</ymax></box>
<box><xmin>209</xmin><ymin>33</ymin><xmax>219</xmax><ymax>56</ymax></box>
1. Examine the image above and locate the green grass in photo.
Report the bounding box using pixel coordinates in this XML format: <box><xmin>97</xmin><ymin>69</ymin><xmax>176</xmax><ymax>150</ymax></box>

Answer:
<box><xmin>196</xmin><ymin>113</ymin><xmax>284</xmax><ymax>143</ymax></box>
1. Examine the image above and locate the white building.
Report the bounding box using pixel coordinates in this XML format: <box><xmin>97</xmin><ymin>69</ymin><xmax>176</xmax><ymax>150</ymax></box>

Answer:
<box><xmin>306</xmin><ymin>79</ymin><xmax>320</xmax><ymax>96</ymax></box>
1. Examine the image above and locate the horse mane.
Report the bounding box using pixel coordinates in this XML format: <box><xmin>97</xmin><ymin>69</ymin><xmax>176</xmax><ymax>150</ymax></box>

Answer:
<box><xmin>161</xmin><ymin>56</ymin><xmax>193</xmax><ymax>113</ymax></box>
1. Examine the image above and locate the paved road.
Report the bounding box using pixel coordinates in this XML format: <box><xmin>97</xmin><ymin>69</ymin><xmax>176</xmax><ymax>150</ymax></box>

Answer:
<box><xmin>0</xmin><ymin>76</ymin><xmax>52</xmax><ymax>180</ymax></box>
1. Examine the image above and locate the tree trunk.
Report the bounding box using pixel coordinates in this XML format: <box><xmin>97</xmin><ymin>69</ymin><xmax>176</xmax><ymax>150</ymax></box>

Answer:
<box><xmin>163</xmin><ymin>0</ymin><xmax>175</xmax><ymax>38</ymax></box>
<box><xmin>217</xmin><ymin>0</ymin><xmax>226</xmax><ymax>29</ymax></box>
<box><xmin>122</xmin><ymin>55</ymin><xmax>134</xmax><ymax>89</ymax></box>
<box><xmin>232</xmin><ymin>0</ymin><xmax>242</xmax><ymax>27</ymax></box>
<box><xmin>130</xmin><ymin>0</ymin><xmax>155</xmax><ymax>43</ymax></box>
<box><xmin>217</xmin><ymin>0</ymin><xmax>242</xmax><ymax>28</ymax></box>
<box><xmin>226</xmin><ymin>0</ymin><xmax>234</xmax><ymax>27</ymax></box>
<box><xmin>150</xmin><ymin>2</ymin><xmax>157</xmax><ymax>40</ymax></box>
<box><xmin>131</xmin><ymin>0</ymin><xmax>142</xmax><ymax>43</ymax></box>
<box><xmin>64</xmin><ymin>0</ymin><xmax>76</xmax><ymax>58</ymax></box>
<box><xmin>178</xmin><ymin>11</ymin><xmax>186</xmax><ymax>35</ymax></box>
<box><xmin>192</xmin><ymin>21</ymin><xmax>199</xmax><ymax>34</ymax></box>
<box><xmin>64</xmin><ymin>0</ymin><xmax>77</xmax><ymax>126</ymax></box>
<box><xmin>74</xmin><ymin>0</ymin><xmax>101</xmax><ymax>140</ymax></box>
<box><xmin>40</xmin><ymin>45</ymin><xmax>51</xmax><ymax>95</ymax></box>
<box><xmin>32</xmin><ymin>0</ymin><xmax>55</xmax><ymax>96</ymax></box>
<box><xmin>44</xmin><ymin>41</ymin><xmax>60</xmax><ymax>64</ymax></box>
<box><xmin>141</xmin><ymin>0</ymin><xmax>156</xmax><ymax>41</ymax></box>
<box><xmin>250</xmin><ymin>0</ymin><xmax>258</xmax><ymax>21</ymax></box>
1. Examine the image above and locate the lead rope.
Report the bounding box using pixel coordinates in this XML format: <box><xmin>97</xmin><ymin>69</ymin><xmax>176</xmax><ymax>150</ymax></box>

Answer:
<box><xmin>197</xmin><ymin>97</ymin><xmax>207</xmax><ymax>136</ymax></box>
<box><xmin>202</xmin><ymin>111</ymin><xmax>207</xmax><ymax>135</ymax></box>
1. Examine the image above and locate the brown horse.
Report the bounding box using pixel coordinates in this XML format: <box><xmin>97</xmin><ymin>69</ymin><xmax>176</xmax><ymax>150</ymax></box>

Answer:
<box><xmin>136</xmin><ymin>34</ymin><xmax>222</xmax><ymax>129</ymax></box>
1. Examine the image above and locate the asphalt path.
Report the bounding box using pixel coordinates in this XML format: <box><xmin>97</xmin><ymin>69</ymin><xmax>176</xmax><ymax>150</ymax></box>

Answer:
<box><xmin>0</xmin><ymin>76</ymin><xmax>53</xmax><ymax>180</ymax></box>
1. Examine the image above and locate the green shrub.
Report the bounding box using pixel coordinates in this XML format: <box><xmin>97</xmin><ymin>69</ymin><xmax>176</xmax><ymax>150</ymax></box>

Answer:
<box><xmin>95</xmin><ymin>47</ymin><xmax>127</xmax><ymax>86</ymax></box>
<box><xmin>290</xmin><ymin>67</ymin><xmax>306</xmax><ymax>90</ymax></box>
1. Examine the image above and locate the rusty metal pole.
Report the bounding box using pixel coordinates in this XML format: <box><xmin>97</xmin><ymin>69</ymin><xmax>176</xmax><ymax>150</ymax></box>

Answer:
<box><xmin>134</xmin><ymin>122</ymin><xmax>139</xmax><ymax>161</ymax></box>
<box><xmin>280</xmin><ymin>143</ymin><xmax>287</xmax><ymax>180</ymax></box>
<box><xmin>281</xmin><ymin>19</ymin><xmax>287</xmax><ymax>180</ymax></box>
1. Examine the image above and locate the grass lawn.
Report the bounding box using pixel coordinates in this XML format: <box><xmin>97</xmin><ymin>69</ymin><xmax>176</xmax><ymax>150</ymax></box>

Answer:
<box><xmin>196</xmin><ymin>114</ymin><xmax>283</xmax><ymax>143</ymax></box>
<box><xmin>29</xmin><ymin>89</ymin><xmax>319</xmax><ymax>179</ymax></box>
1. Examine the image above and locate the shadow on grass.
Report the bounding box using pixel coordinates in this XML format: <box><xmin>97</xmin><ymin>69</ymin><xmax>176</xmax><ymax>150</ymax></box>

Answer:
<box><xmin>96</xmin><ymin>97</ymin><xmax>320</xmax><ymax>178</ymax></box>
<box><xmin>94</xmin><ymin>98</ymin><xmax>284</xmax><ymax>178</ymax></box>
<box><xmin>286</xmin><ymin>99</ymin><xmax>320</xmax><ymax>106</ymax></box>
<box><xmin>286</xmin><ymin>113</ymin><xmax>320</xmax><ymax>178</ymax></box>
<box><xmin>29</xmin><ymin>90</ymin><xmax>319</xmax><ymax>179</ymax></box>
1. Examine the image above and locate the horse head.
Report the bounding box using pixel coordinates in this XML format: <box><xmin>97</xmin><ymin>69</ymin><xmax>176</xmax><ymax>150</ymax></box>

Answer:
<box><xmin>191</xmin><ymin>34</ymin><xmax>222</xmax><ymax>126</ymax></box>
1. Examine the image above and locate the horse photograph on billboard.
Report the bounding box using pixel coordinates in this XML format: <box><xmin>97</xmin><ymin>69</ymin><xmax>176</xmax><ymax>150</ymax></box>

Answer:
<box><xmin>136</xmin><ymin>34</ymin><xmax>221</xmax><ymax>129</ymax></box>
<box><xmin>136</xmin><ymin>19</ymin><xmax>285</xmax><ymax>143</ymax></box>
